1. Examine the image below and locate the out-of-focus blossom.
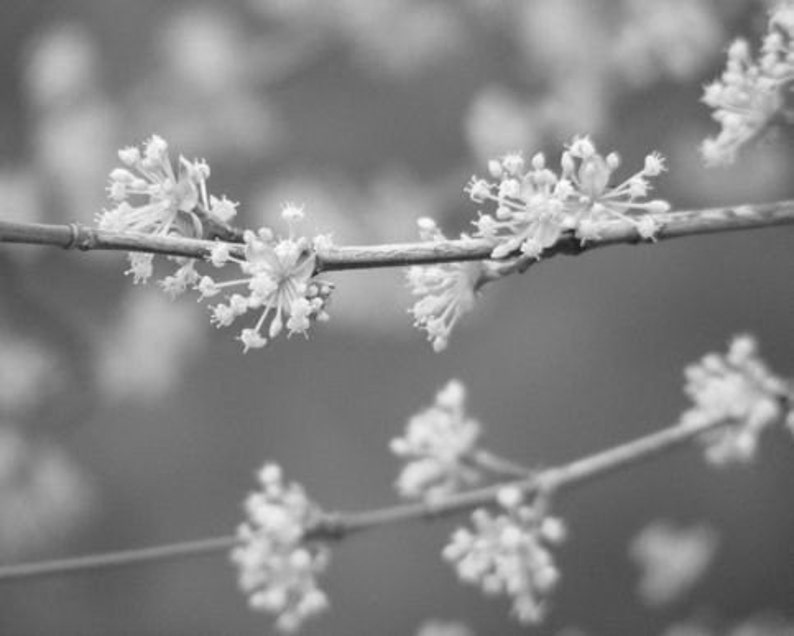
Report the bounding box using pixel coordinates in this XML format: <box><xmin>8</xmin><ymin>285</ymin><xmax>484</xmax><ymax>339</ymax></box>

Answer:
<box><xmin>668</xmin><ymin>124</ymin><xmax>791</xmax><ymax>204</ymax></box>
<box><xmin>536</xmin><ymin>75</ymin><xmax>610</xmax><ymax>142</ymax></box>
<box><xmin>513</xmin><ymin>0</ymin><xmax>607</xmax><ymax>81</ymax></box>
<box><xmin>159</xmin><ymin>7</ymin><xmax>248</xmax><ymax>93</ymax></box>
<box><xmin>443</xmin><ymin>486</ymin><xmax>566</xmax><ymax>625</ymax></box>
<box><xmin>701</xmin><ymin>2</ymin><xmax>794</xmax><ymax>166</ymax></box>
<box><xmin>344</xmin><ymin>1</ymin><xmax>465</xmax><ymax>77</ymax></box>
<box><xmin>612</xmin><ymin>0</ymin><xmax>723</xmax><ymax>87</ymax></box>
<box><xmin>250</xmin><ymin>0</ymin><xmax>464</xmax><ymax>77</ymax></box>
<box><xmin>136</xmin><ymin>6</ymin><xmax>284</xmax><ymax>161</ymax></box>
<box><xmin>33</xmin><ymin>99</ymin><xmax>118</xmax><ymax>226</ymax></box>
<box><xmin>629</xmin><ymin>520</ymin><xmax>719</xmax><ymax>607</ymax></box>
<box><xmin>231</xmin><ymin>463</ymin><xmax>330</xmax><ymax>633</ymax></box>
<box><xmin>0</xmin><ymin>426</ymin><xmax>94</xmax><ymax>559</ymax></box>
<box><xmin>23</xmin><ymin>22</ymin><xmax>117</xmax><ymax>227</ymax></box>
<box><xmin>23</xmin><ymin>22</ymin><xmax>100</xmax><ymax>111</ymax></box>
<box><xmin>416</xmin><ymin>619</ymin><xmax>475</xmax><ymax>636</ymax></box>
<box><xmin>0</xmin><ymin>169</ymin><xmax>43</xmax><ymax>228</ymax></box>
<box><xmin>391</xmin><ymin>380</ymin><xmax>483</xmax><ymax>501</ymax></box>
<box><xmin>0</xmin><ymin>332</ymin><xmax>61</xmax><ymax>419</ymax></box>
<box><xmin>464</xmin><ymin>87</ymin><xmax>541</xmax><ymax>164</ymax></box>
<box><xmin>681</xmin><ymin>335</ymin><xmax>787</xmax><ymax>466</ymax></box>
<box><xmin>95</xmin><ymin>287</ymin><xmax>205</xmax><ymax>402</ymax></box>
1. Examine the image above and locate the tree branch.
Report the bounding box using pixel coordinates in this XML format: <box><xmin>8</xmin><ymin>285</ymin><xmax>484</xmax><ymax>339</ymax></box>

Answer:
<box><xmin>0</xmin><ymin>413</ymin><xmax>722</xmax><ymax>583</ymax></box>
<box><xmin>1</xmin><ymin>200</ymin><xmax>793</xmax><ymax>273</ymax></box>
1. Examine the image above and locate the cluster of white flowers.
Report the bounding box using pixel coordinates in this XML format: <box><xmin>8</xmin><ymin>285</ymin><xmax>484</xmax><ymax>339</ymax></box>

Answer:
<box><xmin>701</xmin><ymin>2</ymin><xmax>794</xmax><ymax>166</ymax></box>
<box><xmin>406</xmin><ymin>218</ymin><xmax>485</xmax><ymax>352</ymax></box>
<box><xmin>98</xmin><ymin>137</ymin><xmax>332</xmax><ymax>353</ymax></box>
<box><xmin>682</xmin><ymin>335</ymin><xmax>788</xmax><ymax>466</ymax></box>
<box><xmin>98</xmin><ymin>135</ymin><xmax>238</xmax><ymax>284</ymax></box>
<box><xmin>390</xmin><ymin>380</ymin><xmax>483</xmax><ymax>502</ymax></box>
<box><xmin>231</xmin><ymin>463</ymin><xmax>330</xmax><ymax>633</ymax></box>
<box><xmin>467</xmin><ymin>137</ymin><xmax>669</xmax><ymax>261</ymax></box>
<box><xmin>629</xmin><ymin>520</ymin><xmax>719</xmax><ymax>607</ymax></box>
<box><xmin>200</xmin><ymin>205</ymin><xmax>332</xmax><ymax>352</ymax></box>
<box><xmin>443</xmin><ymin>486</ymin><xmax>566</xmax><ymax>625</ymax></box>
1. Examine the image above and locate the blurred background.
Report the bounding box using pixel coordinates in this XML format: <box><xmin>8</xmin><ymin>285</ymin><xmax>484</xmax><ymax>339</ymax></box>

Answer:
<box><xmin>2</xmin><ymin>0</ymin><xmax>794</xmax><ymax>634</ymax></box>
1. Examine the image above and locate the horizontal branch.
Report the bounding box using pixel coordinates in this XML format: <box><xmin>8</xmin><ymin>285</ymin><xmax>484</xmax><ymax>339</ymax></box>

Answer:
<box><xmin>1</xmin><ymin>199</ymin><xmax>794</xmax><ymax>272</ymax></box>
<box><xmin>0</xmin><ymin>413</ymin><xmax>722</xmax><ymax>583</ymax></box>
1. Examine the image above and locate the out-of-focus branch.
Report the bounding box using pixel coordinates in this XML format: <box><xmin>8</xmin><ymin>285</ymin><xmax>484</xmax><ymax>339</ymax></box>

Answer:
<box><xmin>0</xmin><ymin>412</ymin><xmax>726</xmax><ymax>583</ymax></box>
<box><xmin>2</xmin><ymin>200</ymin><xmax>793</xmax><ymax>273</ymax></box>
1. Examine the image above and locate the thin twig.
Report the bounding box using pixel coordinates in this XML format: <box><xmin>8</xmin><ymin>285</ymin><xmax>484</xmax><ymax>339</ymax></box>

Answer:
<box><xmin>1</xmin><ymin>200</ymin><xmax>793</xmax><ymax>273</ymax></box>
<box><xmin>0</xmin><ymin>536</ymin><xmax>236</xmax><ymax>582</ymax></box>
<box><xmin>0</xmin><ymin>413</ymin><xmax>722</xmax><ymax>583</ymax></box>
<box><xmin>469</xmin><ymin>449</ymin><xmax>534</xmax><ymax>478</ymax></box>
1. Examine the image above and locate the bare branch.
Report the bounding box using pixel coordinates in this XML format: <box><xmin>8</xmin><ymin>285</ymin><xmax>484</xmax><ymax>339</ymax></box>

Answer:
<box><xmin>2</xmin><ymin>200</ymin><xmax>793</xmax><ymax>273</ymax></box>
<box><xmin>0</xmin><ymin>413</ymin><xmax>723</xmax><ymax>583</ymax></box>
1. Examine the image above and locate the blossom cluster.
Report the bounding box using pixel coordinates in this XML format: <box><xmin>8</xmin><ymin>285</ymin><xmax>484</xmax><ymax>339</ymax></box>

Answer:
<box><xmin>231</xmin><ymin>463</ymin><xmax>330</xmax><ymax>633</ymax></box>
<box><xmin>682</xmin><ymin>335</ymin><xmax>788</xmax><ymax>466</ymax></box>
<box><xmin>443</xmin><ymin>486</ymin><xmax>566</xmax><ymax>625</ymax></box>
<box><xmin>98</xmin><ymin>137</ymin><xmax>332</xmax><ymax>352</ymax></box>
<box><xmin>701</xmin><ymin>1</ymin><xmax>794</xmax><ymax>166</ymax></box>
<box><xmin>406</xmin><ymin>218</ymin><xmax>486</xmax><ymax>352</ymax></box>
<box><xmin>97</xmin><ymin>135</ymin><xmax>237</xmax><ymax>284</ymax></box>
<box><xmin>466</xmin><ymin>136</ymin><xmax>669</xmax><ymax>261</ymax></box>
<box><xmin>390</xmin><ymin>379</ymin><xmax>483</xmax><ymax>502</ymax></box>
<box><xmin>200</xmin><ymin>205</ymin><xmax>332</xmax><ymax>352</ymax></box>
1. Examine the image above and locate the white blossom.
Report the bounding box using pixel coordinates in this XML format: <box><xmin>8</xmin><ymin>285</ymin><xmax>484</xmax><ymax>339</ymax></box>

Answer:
<box><xmin>682</xmin><ymin>335</ymin><xmax>787</xmax><ymax>466</ymax></box>
<box><xmin>406</xmin><ymin>218</ymin><xmax>485</xmax><ymax>352</ymax></box>
<box><xmin>468</xmin><ymin>138</ymin><xmax>670</xmax><ymax>260</ymax></box>
<box><xmin>391</xmin><ymin>380</ymin><xmax>483</xmax><ymax>501</ymax></box>
<box><xmin>701</xmin><ymin>3</ymin><xmax>794</xmax><ymax>166</ymax></box>
<box><xmin>443</xmin><ymin>487</ymin><xmax>565</xmax><ymax>625</ymax></box>
<box><xmin>203</xmin><ymin>209</ymin><xmax>332</xmax><ymax>352</ymax></box>
<box><xmin>98</xmin><ymin>135</ymin><xmax>236</xmax><ymax>286</ymax></box>
<box><xmin>0</xmin><ymin>427</ymin><xmax>94</xmax><ymax>559</ymax></box>
<box><xmin>231</xmin><ymin>463</ymin><xmax>330</xmax><ymax>633</ymax></box>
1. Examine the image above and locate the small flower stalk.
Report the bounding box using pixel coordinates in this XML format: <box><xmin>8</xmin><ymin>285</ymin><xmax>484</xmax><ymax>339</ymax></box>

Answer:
<box><xmin>406</xmin><ymin>218</ymin><xmax>486</xmax><ymax>352</ymax></box>
<box><xmin>682</xmin><ymin>335</ymin><xmax>788</xmax><ymax>466</ymax></box>
<box><xmin>201</xmin><ymin>204</ymin><xmax>332</xmax><ymax>352</ymax></box>
<box><xmin>391</xmin><ymin>380</ymin><xmax>483</xmax><ymax>502</ymax></box>
<box><xmin>443</xmin><ymin>486</ymin><xmax>566</xmax><ymax>625</ymax></box>
<box><xmin>701</xmin><ymin>1</ymin><xmax>794</xmax><ymax>166</ymax></box>
<box><xmin>231</xmin><ymin>463</ymin><xmax>330</xmax><ymax>633</ymax></box>
<box><xmin>467</xmin><ymin>137</ymin><xmax>670</xmax><ymax>261</ymax></box>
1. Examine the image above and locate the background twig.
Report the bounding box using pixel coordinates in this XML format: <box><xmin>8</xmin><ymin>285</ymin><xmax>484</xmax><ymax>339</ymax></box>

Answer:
<box><xmin>0</xmin><ymin>412</ymin><xmax>726</xmax><ymax>583</ymax></box>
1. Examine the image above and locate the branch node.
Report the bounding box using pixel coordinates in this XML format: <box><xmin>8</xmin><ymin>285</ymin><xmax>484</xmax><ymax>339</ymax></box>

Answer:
<box><xmin>63</xmin><ymin>223</ymin><xmax>80</xmax><ymax>251</ymax></box>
